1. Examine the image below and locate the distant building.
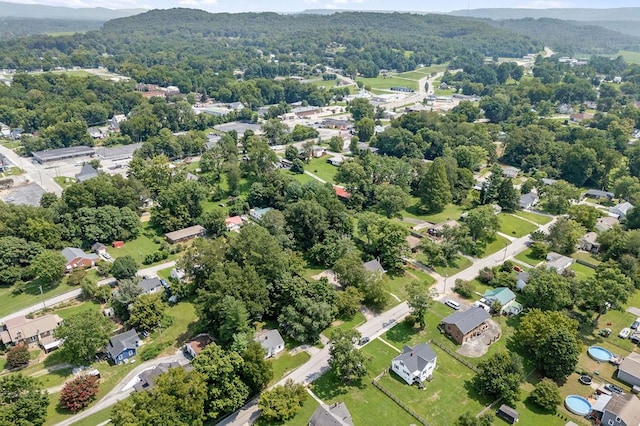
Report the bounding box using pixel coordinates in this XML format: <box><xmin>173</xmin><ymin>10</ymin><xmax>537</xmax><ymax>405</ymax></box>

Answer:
<box><xmin>249</xmin><ymin>207</ymin><xmax>272</xmax><ymax>222</ymax></box>
<box><xmin>106</xmin><ymin>329</ymin><xmax>140</xmax><ymax>365</ymax></box>
<box><xmin>595</xmin><ymin>216</ymin><xmax>619</xmax><ymax>232</ymax></box>
<box><xmin>133</xmin><ymin>361</ymin><xmax>187</xmax><ymax>392</ymax></box>
<box><xmin>363</xmin><ymin>259</ymin><xmax>385</xmax><ymax>274</ymax></box>
<box><xmin>137</xmin><ymin>277</ymin><xmax>164</xmax><ymax>295</ymax></box>
<box><xmin>570</xmin><ymin>112</ymin><xmax>595</xmax><ymax>122</ymax></box>
<box><xmin>32</xmin><ymin>146</ymin><xmax>94</xmax><ymax>163</ymax></box>
<box><xmin>0</xmin><ymin>314</ymin><xmax>63</xmax><ymax>352</ymax></box>
<box><xmin>518</xmin><ymin>192</ymin><xmax>539</xmax><ymax>210</ymax></box>
<box><xmin>610</xmin><ymin>202</ymin><xmax>634</xmax><ymax>219</ymax></box>
<box><xmin>590</xmin><ymin>392</ymin><xmax>640</xmax><ymax>426</ymax></box>
<box><xmin>184</xmin><ymin>333</ymin><xmax>213</xmax><ymax>359</ymax></box>
<box><xmin>165</xmin><ymin>225</ymin><xmax>206</xmax><ymax>244</ymax></box>
<box><xmin>225</xmin><ymin>216</ymin><xmax>244</xmax><ymax>232</ymax></box>
<box><xmin>584</xmin><ymin>189</ymin><xmax>614</xmax><ymax>202</ymax></box>
<box><xmin>545</xmin><ymin>252</ymin><xmax>574</xmax><ymax>274</ymax></box>
<box><xmin>61</xmin><ymin>247</ymin><xmax>99</xmax><ymax>271</ymax></box>
<box><xmin>91</xmin><ymin>242</ymin><xmax>107</xmax><ymax>256</ymax></box>
<box><xmin>579</xmin><ymin>232</ymin><xmax>601</xmax><ymax>253</ymax></box>
<box><xmin>333</xmin><ymin>186</ymin><xmax>351</xmax><ymax>201</ymax></box>
<box><xmin>501</xmin><ymin>166</ymin><xmax>520</xmax><ymax>179</ymax></box>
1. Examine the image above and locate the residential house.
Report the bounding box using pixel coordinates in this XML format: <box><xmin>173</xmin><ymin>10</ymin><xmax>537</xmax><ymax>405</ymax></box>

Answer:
<box><xmin>106</xmin><ymin>329</ymin><xmax>140</xmax><ymax>364</ymax></box>
<box><xmin>61</xmin><ymin>247</ymin><xmax>99</xmax><ymax>271</ymax></box>
<box><xmin>225</xmin><ymin>216</ymin><xmax>244</xmax><ymax>232</ymax></box>
<box><xmin>482</xmin><ymin>287</ymin><xmax>521</xmax><ymax>315</ymax></box>
<box><xmin>309</xmin><ymin>402</ymin><xmax>353</xmax><ymax>426</ymax></box>
<box><xmin>184</xmin><ymin>333</ymin><xmax>213</xmax><ymax>359</ymax></box>
<box><xmin>584</xmin><ymin>189</ymin><xmax>614</xmax><ymax>202</ymax></box>
<box><xmin>311</xmin><ymin>146</ymin><xmax>326</xmax><ymax>158</ymax></box>
<box><xmin>541</xmin><ymin>178</ymin><xmax>558</xmax><ymax>186</ymax></box>
<box><xmin>333</xmin><ymin>186</ymin><xmax>351</xmax><ymax>202</ymax></box>
<box><xmin>579</xmin><ymin>232</ymin><xmax>601</xmax><ymax>253</ymax></box>
<box><xmin>590</xmin><ymin>392</ymin><xmax>640</xmax><ymax>426</ymax></box>
<box><xmin>170</xmin><ymin>268</ymin><xmax>185</xmax><ymax>281</ymax></box>
<box><xmin>0</xmin><ymin>314</ymin><xmax>63</xmax><ymax>352</ymax></box>
<box><xmin>501</xmin><ymin>166</ymin><xmax>520</xmax><ymax>179</ymax></box>
<box><xmin>137</xmin><ymin>277</ymin><xmax>164</xmax><ymax>295</ymax></box>
<box><xmin>91</xmin><ymin>242</ymin><xmax>107</xmax><ymax>256</ymax></box>
<box><xmin>596</xmin><ymin>216</ymin><xmax>619</xmax><ymax>232</ymax></box>
<box><xmin>75</xmin><ymin>164</ymin><xmax>99</xmax><ymax>183</ymax></box>
<box><xmin>570</xmin><ymin>112</ymin><xmax>594</xmax><ymax>122</ymax></box>
<box><xmin>164</xmin><ymin>225</ymin><xmax>206</xmax><ymax>244</ymax></box>
<box><xmin>428</xmin><ymin>220</ymin><xmax>460</xmax><ymax>238</ymax></box>
<box><xmin>109</xmin><ymin>114</ymin><xmax>127</xmax><ymax>131</ymax></box>
<box><xmin>557</xmin><ymin>103</ymin><xmax>573</xmax><ymax>114</ymax></box>
<box><xmin>291</xmin><ymin>106</ymin><xmax>320</xmax><ymax>118</ymax></box>
<box><xmin>88</xmin><ymin>127</ymin><xmax>104</xmax><ymax>139</ymax></box>
<box><xmin>545</xmin><ymin>252</ymin><xmax>574</xmax><ymax>274</ymax></box>
<box><xmin>363</xmin><ymin>259</ymin><xmax>385</xmax><ymax>275</ymax></box>
<box><xmin>322</xmin><ymin>119</ymin><xmax>352</xmax><ymax>130</ymax></box>
<box><xmin>133</xmin><ymin>361</ymin><xmax>187</xmax><ymax>392</ymax></box>
<box><xmin>327</xmin><ymin>155</ymin><xmax>345</xmax><ymax>167</ymax></box>
<box><xmin>254</xmin><ymin>329</ymin><xmax>285</xmax><ymax>358</ymax></box>
<box><xmin>610</xmin><ymin>202</ymin><xmax>634</xmax><ymax>220</ymax></box>
<box><xmin>10</xmin><ymin>128</ymin><xmax>22</xmax><ymax>140</ymax></box>
<box><xmin>617</xmin><ymin>352</ymin><xmax>640</xmax><ymax>388</ymax></box>
<box><xmin>518</xmin><ymin>192</ymin><xmax>539</xmax><ymax>210</ymax></box>
<box><xmin>440</xmin><ymin>307</ymin><xmax>490</xmax><ymax>345</ymax></box>
<box><xmin>249</xmin><ymin>207</ymin><xmax>272</xmax><ymax>222</ymax></box>
<box><xmin>391</xmin><ymin>343</ymin><xmax>437</xmax><ymax>385</ymax></box>
<box><xmin>515</xmin><ymin>272</ymin><xmax>529</xmax><ymax>291</ymax></box>
<box><xmin>357</xmin><ymin>142</ymin><xmax>380</xmax><ymax>154</ymax></box>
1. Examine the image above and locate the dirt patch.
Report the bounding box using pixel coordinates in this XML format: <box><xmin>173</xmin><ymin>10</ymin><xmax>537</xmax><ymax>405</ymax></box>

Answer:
<box><xmin>456</xmin><ymin>318</ymin><xmax>502</xmax><ymax>358</ymax></box>
<box><xmin>426</xmin><ymin>389</ymin><xmax>441</xmax><ymax>402</ymax></box>
<box><xmin>311</xmin><ymin>269</ymin><xmax>339</xmax><ymax>287</ymax></box>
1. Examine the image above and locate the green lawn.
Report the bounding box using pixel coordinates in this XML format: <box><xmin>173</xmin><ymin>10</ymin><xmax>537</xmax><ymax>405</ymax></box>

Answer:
<box><xmin>156</xmin><ymin>267</ymin><xmax>173</xmax><ymax>282</ymax></box>
<box><xmin>0</xmin><ymin>276</ymin><xmax>77</xmax><ymax>319</ymax></box>
<box><xmin>395</xmin><ymin>70</ymin><xmax>428</xmax><ymax>80</ymax></box>
<box><xmin>514</xmin><ymin>248</ymin><xmax>544</xmax><ymax>267</ymax></box>
<box><xmin>569</xmin><ymin>262</ymin><xmax>596</xmax><ymax>280</ymax></box>
<box><xmin>307</xmin><ymin>157</ymin><xmax>338</xmax><ymax>183</ymax></box>
<box><xmin>310</xmin><ymin>339</ymin><xmax>418</xmax><ymax>425</ymax></box>
<box><xmin>53</xmin><ymin>176</ymin><xmax>74</xmax><ymax>188</ymax></box>
<box><xmin>480</xmin><ymin>235</ymin><xmax>511</xmax><ymax>258</ymax></box>
<box><xmin>72</xmin><ymin>407</ymin><xmax>113</xmax><ymax>426</ymax></box>
<box><xmin>616</xmin><ymin>50</ymin><xmax>640</xmax><ymax>64</ymax></box>
<box><xmin>55</xmin><ymin>300</ymin><xmax>102</xmax><ymax>321</ymax></box>
<box><xmin>402</xmin><ymin>203</ymin><xmax>465</xmax><ymax>224</ymax></box>
<box><xmin>269</xmin><ymin>351</ymin><xmax>311</xmax><ymax>385</ymax></box>
<box><xmin>292</xmin><ymin>171</ymin><xmax>316</xmax><ymax>184</ymax></box>
<box><xmin>326</xmin><ymin>312</ymin><xmax>366</xmax><ymax>336</ymax></box>
<box><xmin>499</xmin><ymin>214</ymin><xmax>538</xmax><ymax>238</ymax></box>
<box><xmin>426</xmin><ymin>255</ymin><xmax>472</xmax><ymax>277</ymax></box>
<box><xmin>138</xmin><ymin>302</ymin><xmax>199</xmax><ymax>359</ymax></box>
<box><xmin>356</xmin><ymin>76</ymin><xmax>418</xmax><ymax>91</ymax></box>
<box><xmin>383</xmin><ymin>270</ymin><xmax>435</xmax><ymax>304</ymax></box>
<box><xmin>105</xmin><ymin>224</ymin><xmax>177</xmax><ymax>266</ymax></box>
<box><xmin>571</xmin><ymin>252</ymin><xmax>601</xmax><ymax>267</ymax></box>
<box><xmin>514</xmin><ymin>210</ymin><xmax>552</xmax><ymax>225</ymax></box>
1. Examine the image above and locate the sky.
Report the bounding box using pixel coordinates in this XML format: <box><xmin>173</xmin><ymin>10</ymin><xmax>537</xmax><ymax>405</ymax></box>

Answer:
<box><xmin>6</xmin><ymin>0</ymin><xmax>640</xmax><ymax>13</ymax></box>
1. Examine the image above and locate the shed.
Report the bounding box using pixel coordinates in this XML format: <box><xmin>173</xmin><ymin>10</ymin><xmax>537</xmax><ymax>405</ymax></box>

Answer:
<box><xmin>112</xmin><ymin>241</ymin><xmax>125</xmax><ymax>248</ymax></box>
<box><xmin>496</xmin><ymin>404</ymin><xmax>519</xmax><ymax>424</ymax></box>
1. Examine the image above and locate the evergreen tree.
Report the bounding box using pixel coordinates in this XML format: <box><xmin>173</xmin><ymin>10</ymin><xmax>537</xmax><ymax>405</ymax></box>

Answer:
<box><xmin>419</xmin><ymin>158</ymin><xmax>452</xmax><ymax>213</ymax></box>
<box><xmin>497</xmin><ymin>178</ymin><xmax>519</xmax><ymax>211</ymax></box>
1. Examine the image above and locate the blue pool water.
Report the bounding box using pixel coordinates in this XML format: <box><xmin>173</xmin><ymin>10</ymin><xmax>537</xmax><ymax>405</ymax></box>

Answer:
<box><xmin>588</xmin><ymin>346</ymin><xmax>613</xmax><ymax>362</ymax></box>
<box><xmin>565</xmin><ymin>395</ymin><xmax>591</xmax><ymax>416</ymax></box>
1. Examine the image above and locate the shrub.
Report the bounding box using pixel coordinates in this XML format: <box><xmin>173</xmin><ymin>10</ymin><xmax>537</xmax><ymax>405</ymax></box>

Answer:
<box><xmin>453</xmin><ymin>279</ymin><xmax>476</xmax><ymax>299</ymax></box>
<box><xmin>6</xmin><ymin>344</ymin><xmax>30</xmax><ymax>369</ymax></box>
<box><xmin>531</xmin><ymin>378</ymin><xmax>561</xmax><ymax>412</ymax></box>
<box><xmin>477</xmin><ymin>267</ymin><xmax>495</xmax><ymax>284</ymax></box>
<box><xmin>59</xmin><ymin>375</ymin><xmax>99</xmax><ymax>412</ymax></box>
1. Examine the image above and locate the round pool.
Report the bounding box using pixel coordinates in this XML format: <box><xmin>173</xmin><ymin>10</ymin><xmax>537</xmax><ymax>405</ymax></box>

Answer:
<box><xmin>579</xmin><ymin>375</ymin><xmax>592</xmax><ymax>385</ymax></box>
<box><xmin>565</xmin><ymin>395</ymin><xmax>592</xmax><ymax>416</ymax></box>
<box><xmin>588</xmin><ymin>346</ymin><xmax>613</xmax><ymax>362</ymax></box>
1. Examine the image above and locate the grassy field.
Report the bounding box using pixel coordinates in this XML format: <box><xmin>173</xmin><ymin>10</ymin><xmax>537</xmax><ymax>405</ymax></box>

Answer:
<box><xmin>269</xmin><ymin>351</ymin><xmax>311</xmax><ymax>385</ymax></box>
<box><xmin>514</xmin><ymin>210</ymin><xmax>552</xmax><ymax>225</ymax></box>
<box><xmin>72</xmin><ymin>407</ymin><xmax>113</xmax><ymax>426</ymax></box>
<box><xmin>569</xmin><ymin>262</ymin><xmax>596</xmax><ymax>280</ymax></box>
<box><xmin>428</xmin><ymin>255</ymin><xmax>472</xmax><ymax>277</ymax></box>
<box><xmin>499</xmin><ymin>214</ymin><xmax>538</xmax><ymax>238</ymax></box>
<box><xmin>616</xmin><ymin>50</ymin><xmax>640</xmax><ymax>64</ymax></box>
<box><xmin>310</xmin><ymin>339</ymin><xmax>418</xmax><ymax>425</ymax></box>
<box><xmin>402</xmin><ymin>203</ymin><xmax>464</xmax><ymax>224</ymax></box>
<box><xmin>53</xmin><ymin>176</ymin><xmax>74</xmax><ymax>189</ymax></box>
<box><xmin>356</xmin><ymin>76</ymin><xmax>418</xmax><ymax>91</ymax></box>
<box><xmin>55</xmin><ymin>300</ymin><xmax>102</xmax><ymax>321</ymax></box>
<box><xmin>480</xmin><ymin>235</ymin><xmax>511</xmax><ymax>258</ymax></box>
<box><xmin>138</xmin><ymin>302</ymin><xmax>199</xmax><ymax>359</ymax></box>
<box><xmin>307</xmin><ymin>157</ymin><xmax>338</xmax><ymax>183</ymax></box>
<box><xmin>0</xmin><ymin>276</ymin><xmax>77</xmax><ymax>319</ymax></box>
<box><xmin>105</xmin><ymin>224</ymin><xmax>177</xmax><ymax>266</ymax></box>
<box><xmin>515</xmin><ymin>248</ymin><xmax>543</xmax><ymax>267</ymax></box>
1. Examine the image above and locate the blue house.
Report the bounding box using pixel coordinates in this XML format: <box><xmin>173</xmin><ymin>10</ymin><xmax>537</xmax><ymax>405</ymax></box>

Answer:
<box><xmin>106</xmin><ymin>329</ymin><xmax>140</xmax><ymax>365</ymax></box>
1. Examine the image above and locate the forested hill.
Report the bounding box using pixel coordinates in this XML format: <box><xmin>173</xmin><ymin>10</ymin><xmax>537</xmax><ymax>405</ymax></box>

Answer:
<box><xmin>0</xmin><ymin>1</ymin><xmax>145</xmax><ymax>20</ymax></box>
<box><xmin>448</xmin><ymin>7</ymin><xmax>640</xmax><ymax>22</ymax></box>
<box><xmin>486</xmin><ymin>18</ymin><xmax>640</xmax><ymax>55</ymax></box>
<box><xmin>0</xmin><ymin>18</ymin><xmax>103</xmax><ymax>38</ymax></box>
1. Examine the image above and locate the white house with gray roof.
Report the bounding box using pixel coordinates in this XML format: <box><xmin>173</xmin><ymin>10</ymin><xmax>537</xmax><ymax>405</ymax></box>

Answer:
<box><xmin>137</xmin><ymin>277</ymin><xmax>164</xmax><ymax>295</ymax></box>
<box><xmin>391</xmin><ymin>343</ymin><xmax>437</xmax><ymax>385</ymax></box>
<box><xmin>254</xmin><ymin>329</ymin><xmax>285</xmax><ymax>358</ymax></box>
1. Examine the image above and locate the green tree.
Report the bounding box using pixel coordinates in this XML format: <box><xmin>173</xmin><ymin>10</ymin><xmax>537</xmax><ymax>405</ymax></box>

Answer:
<box><xmin>333</xmin><ymin>250</ymin><xmax>366</xmax><ymax>289</ymax></box>
<box><xmin>463</xmin><ymin>206</ymin><xmax>500</xmax><ymax>242</ymax></box>
<box><xmin>110</xmin><ymin>255</ymin><xmax>138</xmax><ymax>280</ymax></box>
<box><xmin>419</xmin><ymin>158</ymin><xmax>452</xmax><ymax>213</ymax></box>
<box><xmin>521</xmin><ymin>268</ymin><xmax>573</xmax><ymax>311</ymax></box>
<box><xmin>111</xmin><ymin>367</ymin><xmax>207</xmax><ymax>426</ymax></box>
<box><xmin>545</xmin><ymin>218</ymin><xmax>584</xmax><ymax>255</ymax></box>
<box><xmin>152</xmin><ymin>180</ymin><xmax>207</xmax><ymax>232</ymax></box>
<box><xmin>30</xmin><ymin>250</ymin><xmax>66</xmax><ymax>285</ymax></box>
<box><xmin>536</xmin><ymin>327</ymin><xmax>580</xmax><ymax>381</ymax></box>
<box><xmin>514</xmin><ymin>309</ymin><xmax>579</xmax><ymax>355</ymax></box>
<box><xmin>240</xmin><ymin>341</ymin><xmax>273</xmax><ymax>396</ymax></box>
<box><xmin>127</xmin><ymin>293</ymin><xmax>166</xmax><ymax>333</ymax></box>
<box><xmin>328</xmin><ymin>136</ymin><xmax>343</xmax><ymax>152</ymax></box>
<box><xmin>328</xmin><ymin>329</ymin><xmax>368</xmax><ymax>384</ymax></box>
<box><xmin>217</xmin><ymin>296</ymin><xmax>251</xmax><ymax>347</ymax></box>
<box><xmin>278</xmin><ymin>294</ymin><xmax>334</xmax><ymax>343</ymax></box>
<box><xmin>374</xmin><ymin>183</ymin><xmax>409</xmax><ymax>218</ymax></box>
<box><xmin>406</xmin><ymin>280</ymin><xmax>433</xmax><ymax>329</ymax></box>
<box><xmin>335</xmin><ymin>286</ymin><xmax>364</xmax><ymax>318</ymax></box>
<box><xmin>191</xmin><ymin>343</ymin><xmax>250</xmax><ymax>420</ymax></box>
<box><xmin>539</xmin><ymin>180</ymin><xmax>580</xmax><ymax>214</ymax></box>
<box><xmin>258</xmin><ymin>379</ymin><xmax>307</xmax><ymax>423</ymax></box>
<box><xmin>578</xmin><ymin>262</ymin><xmax>634</xmax><ymax>323</ymax></box>
<box><xmin>531</xmin><ymin>378</ymin><xmax>562</xmax><ymax>412</ymax></box>
<box><xmin>473</xmin><ymin>352</ymin><xmax>523</xmax><ymax>405</ymax></box>
<box><xmin>355</xmin><ymin>117</ymin><xmax>375</xmax><ymax>142</ymax></box>
<box><xmin>6</xmin><ymin>344</ymin><xmax>30</xmax><ymax>369</ymax></box>
<box><xmin>199</xmin><ymin>209</ymin><xmax>227</xmax><ymax>238</ymax></box>
<box><xmin>456</xmin><ymin>412</ymin><xmax>494</xmax><ymax>426</ymax></box>
<box><xmin>568</xmin><ymin>204</ymin><xmax>601</xmax><ymax>231</ymax></box>
<box><xmin>0</xmin><ymin>374</ymin><xmax>48</xmax><ymax>426</ymax></box>
<box><xmin>348</xmin><ymin>98</ymin><xmax>374</xmax><ymax>122</ymax></box>
<box><xmin>59</xmin><ymin>375</ymin><xmax>99</xmax><ymax>413</ymax></box>
<box><xmin>496</xmin><ymin>178</ymin><xmax>518</xmax><ymax>211</ymax></box>
<box><xmin>357</xmin><ymin>214</ymin><xmax>409</xmax><ymax>272</ymax></box>
<box><xmin>55</xmin><ymin>310</ymin><xmax>113</xmax><ymax>363</ymax></box>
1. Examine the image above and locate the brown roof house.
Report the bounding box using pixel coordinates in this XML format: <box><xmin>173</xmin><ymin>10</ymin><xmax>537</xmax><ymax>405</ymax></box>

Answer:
<box><xmin>184</xmin><ymin>333</ymin><xmax>213</xmax><ymax>359</ymax></box>
<box><xmin>0</xmin><ymin>314</ymin><xmax>63</xmax><ymax>352</ymax></box>
<box><xmin>440</xmin><ymin>307</ymin><xmax>490</xmax><ymax>345</ymax></box>
<box><xmin>165</xmin><ymin>225</ymin><xmax>206</xmax><ymax>244</ymax></box>
<box><xmin>309</xmin><ymin>402</ymin><xmax>353</xmax><ymax>426</ymax></box>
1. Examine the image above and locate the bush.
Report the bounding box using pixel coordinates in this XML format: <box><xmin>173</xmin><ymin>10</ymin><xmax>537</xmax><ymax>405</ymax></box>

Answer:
<box><xmin>478</xmin><ymin>267</ymin><xmax>495</xmax><ymax>284</ymax></box>
<box><xmin>67</xmin><ymin>270</ymin><xmax>87</xmax><ymax>286</ymax></box>
<box><xmin>6</xmin><ymin>344</ymin><xmax>30</xmax><ymax>369</ymax></box>
<box><xmin>59</xmin><ymin>375</ymin><xmax>99</xmax><ymax>412</ymax></box>
<box><xmin>11</xmin><ymin>281</ymin><xmax>26</xmax><ymax>295</ymax></box>
<box><xmin>531</xmin><ymin>378</ymin><xmax>561</xmax><ymax>412</ymax></box>
<box><xmin>453</xmin><ymin>279</ymin><xmax>476</xmax><ymax>299</ymax></box>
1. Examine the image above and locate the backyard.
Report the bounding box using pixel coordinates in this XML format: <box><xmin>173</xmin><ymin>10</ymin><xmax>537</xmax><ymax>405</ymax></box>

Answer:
<box><xmin>499</xmin><ymin>214</ymin><xmax>538</xmax><ymax>238</ymax></box>
<box><xmin>306</xmin><ymin>157</ymin><xmax>338</xmax><ymax>183</ymax></box>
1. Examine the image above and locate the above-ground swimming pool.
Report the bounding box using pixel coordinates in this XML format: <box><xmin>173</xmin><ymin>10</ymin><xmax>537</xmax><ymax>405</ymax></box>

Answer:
<box><xmin>565</xmin><ymin>395</ymin><xmax>592</xmax><ymax>416</ymax></box>
<box><xmin>588</xmin><ymin>346</ymin><xmax>613</xmax><ymax>362</ymax></box>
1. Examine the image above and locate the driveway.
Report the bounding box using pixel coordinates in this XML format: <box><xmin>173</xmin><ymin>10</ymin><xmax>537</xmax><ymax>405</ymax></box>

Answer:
<box><xmin>457</xmin><ymin>318</ymin><xmax>502</xmax><ymax>358</ymax></box>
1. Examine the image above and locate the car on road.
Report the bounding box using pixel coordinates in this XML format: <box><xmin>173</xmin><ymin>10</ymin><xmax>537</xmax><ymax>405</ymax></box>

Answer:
<box><xmin>604</xmin><ymin>384</ymin><xmax>624</xmax><ymax>394</ymax></box>
<box><xmin>359</xmin><ymin>337</ymin><xmax>370</xmax><ymax>345</ymax></box>
<box><xmin>444</xmin><ymin>300</ymin><xmax>461</xmax><ymax>310</ymax></box>
<box><xmin>632</xmin><ymin>318</ymin><xmax>640</xmax><ymax>330</ymax></box>
<box><xmin>619</xmin><ymin>328</ymin><xmax>632</xmax><ymax>339</ymax></box>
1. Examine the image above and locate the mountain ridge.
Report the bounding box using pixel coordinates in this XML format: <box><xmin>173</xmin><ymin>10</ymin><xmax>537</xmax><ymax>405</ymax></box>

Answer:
<box><xmin>0</xmin><ymin>1</ymin><xmax>146</xmax><ymax>21</ymax></box>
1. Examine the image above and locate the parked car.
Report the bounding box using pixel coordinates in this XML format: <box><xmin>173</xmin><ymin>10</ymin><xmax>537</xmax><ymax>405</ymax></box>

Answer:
<box><xmin>445</xmin><ymin>300</ymin><xmax>461</xmax><ymax>310</ymax></box>
<box><xmin>101</xmin><ymin>252</ymin><xmax>112</xmax><ymax>260</ymax></box>
<box><xmin>631</xmin><ymin>318</ymin><xmax>640</xmax><ymax>330</ymax></box>
<box><xmin>604</xmin><ymin>384</ymin><xmax>624</xmax><ymax>394</ymax></box>
<box><xmin>631</xmin><ymin>332</ymin><xmax>640</xmax><ymax>345</ymax></box>
<box><xmin>513</xmin><ymin>265</ymin><xmax>523</xmax><ymax>273</ymax></box>
<box><xmin>619</xmin><ymin>328</ymin><xmax>632</xmax><ymax>339</ymax></box>
<box><xmin>359</xmin><ymin>337</ymin><xmax>370</xmax><ymax>345</ymax></box>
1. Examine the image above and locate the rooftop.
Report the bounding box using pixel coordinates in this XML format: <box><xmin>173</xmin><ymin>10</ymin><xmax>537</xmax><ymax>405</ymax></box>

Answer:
<box><xmin>32</xmin><ymin>145</ymin><xmax>94</xmax><ymax>162</ymax></box>
<box><xmin>482</xmin><ymin>287</ymin><xmax>516</xmax><ymax>306</ymax></box>
<box><xmin>618</xmin><ymin>352</ymin><xmax>640</xmax><ymax>380</ymax></box>
<box><xmin>393</xmin><ymin>343</ymin><xmax>436</xmax><ymax>374</ymax></box>
<box><xmin>254</xmin><ymin>329</ymin><xmax>284</xmax><ymax>353</ymax></box>
<box><xmin>106</xmin><ymin>329</ymin><xmax>140</xmax><ymax>360</ymax></box>
<box><xmin>309</xmin><ymin>402</ymin><xmax>353</xmax><ymax>426</ymax></box>
<box><xmin>137</xmin><ymin>277</ymin><xmax>163</xmax><ymax>294</ymax></box>
<box><xmin>164</xmin><ymin>225</ymin><xmax>206</xmax><ymax>242</ymax></box>
<box><xmin>363</xmin><ymin>259</ymin><xmax>385</xmax><ymax>274</ymax></box>
<box><xmin>441</xmin><ymin>307</ymin><xmax>490</xmax><ymax>335</ymax></box>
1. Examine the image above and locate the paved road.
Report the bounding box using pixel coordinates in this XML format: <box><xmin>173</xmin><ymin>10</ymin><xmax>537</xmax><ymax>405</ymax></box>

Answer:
<box><xmin>0</xmin><ymin>144</ymin><xmax>63</xmax><ymax>196</ymax></box>
<box><xmin>54</xmin><ymin>350</ymin><xmax>189</xmax><ymax>426</ymax></box>
<box><xmin>0</xmin><ymin>261</ymin><xmax>176</xmax><ymax>325</ymax></box>
<box><xmin>217</xmin><ymin>302</ymin><xmax>411</xmax><ymax>426</ymax></box>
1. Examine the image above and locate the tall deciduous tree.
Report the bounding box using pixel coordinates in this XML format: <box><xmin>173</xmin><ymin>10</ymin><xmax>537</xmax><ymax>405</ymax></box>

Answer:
<box><xmin>31</xmin><ymin>250</ymin><xmax>66</xmax><ymax>285</ymax></box>
<box><xmin>419</xmin><ymin>158</ymin><xmax>452</xmax><ymax>213</ymax></box>
<box><xmin>127</xmin><ymin>293</ymin><xmax>166</xmax><ymax>333</ymax></box>
<box><xmin>328</xmin><ymin>329</ymin><xmax>368</xmax><ymax>384</ymax></box>
<box><xmin>531</xmin><ymin>378</ymin><xmax>562</xmax><ymax>412</ymax></box>
<box><xmin>0</xmin><ymin>374</ymin><xmax>49</xmax><ymax>426</ymax></box>
<box><xmin>521</xmin><ymin>268</ymin><xmax>573</xmax><ymax>311</ymax></box>
<box><xmin>55</xmin><ymin>310</ymin><xmax>113</xmax><ymax>363</ymax></box>
<box><xmin>463</xmin><ymin>206</ymin><xmax>500</xmax><ymax>243</ymax></box>
<box><xmin>59</xmin><ymin>375</ymin><xmax>99</xmax><ymax>412</ymax></box>
<box><xmin>110</xmin><ymin>255</ymin><xmax>138</xmax><ymax>280</ymax></box>
<box><xmin>374</xmin><ymin>183</ymin><xmax>409</xmax><ymax>218</ymax></box>
<box><xmin>578</xmin><ymin>262</ymin><xmax>634</xmax><ymax>323</ymax></box>
<box><xmin>240</xmin><ymin>341</ymin><xmax>273</xmax><ymax>396</ymax></box>
<box><xmin>473</xmin><ymin>352</ymin><xmax>523</xmax><ymax>405</ymax></box>
<box><xmin>406</xmin><ymin>280</ymin><xmax>433</xmax><ymax>329</ymax></box>
<box><xmin>545</xmin><ymin>218</ymin><xmax>584</xmax><ymax>255</ymax></box>
<box><xmin>258</xmin><ymin>379</ymin><xmax>307</xmax><ymax>423</ymax></box>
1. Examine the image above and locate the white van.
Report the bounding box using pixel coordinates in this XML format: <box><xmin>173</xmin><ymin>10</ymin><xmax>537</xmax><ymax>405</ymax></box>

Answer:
<box><xmin>445</xmin><ymin>300</ymin><xmax>461</xmax><ymax>310</ymax></box>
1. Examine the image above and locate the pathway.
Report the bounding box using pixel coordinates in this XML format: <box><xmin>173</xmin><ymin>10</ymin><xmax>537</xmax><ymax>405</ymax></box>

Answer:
<box><xmin>304</xmin><ymin>170</ymin><xmax>326</xmax><ymax>183</ymax></box>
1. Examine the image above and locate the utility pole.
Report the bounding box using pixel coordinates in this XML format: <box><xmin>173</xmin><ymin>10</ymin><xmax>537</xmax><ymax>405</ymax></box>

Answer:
<box><xmin>39</xmin><ymin>285</ymin><xmax>46</xmax><ymax>310</ymax></box>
